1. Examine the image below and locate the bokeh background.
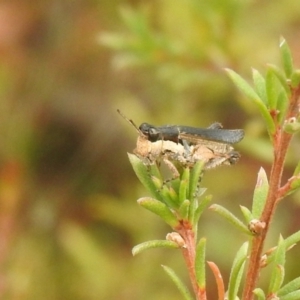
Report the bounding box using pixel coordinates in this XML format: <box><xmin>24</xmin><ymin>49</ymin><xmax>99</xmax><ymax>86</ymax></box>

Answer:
<box><xmin>1</xmin><ymin>0</ymin><xmax>300</xmax><ymax>299</ymax></box>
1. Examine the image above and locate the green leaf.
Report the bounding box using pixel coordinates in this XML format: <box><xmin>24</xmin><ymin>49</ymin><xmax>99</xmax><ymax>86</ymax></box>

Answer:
<box><xmin>280</xmin><ymin>37</ymin><xmax>294</xmax><ymax>79</ymax></box>
<box><xmin>267</xmin><ymin>64</ymin><xmax>290</xmax><ymax>95</ymax></box>
<box><xmin>266</xmin><ymin>68</ymin><xmax>279</xmax><ymax>110</ymax></box>
<box><xmin>253</xmin><ymin>288</ymin><xmax>266</xmax><ymax>300</ymax></box>
<box><xmin>280</xmin><ymin>169</ymin><xmax>300</xmax><ymax>197</ymax></box>
<box><xmin>179</xmin><ymin>199</ymin><xmax>190</xmax><ymax>220</ymax></box>
<box><xmin>150</xmin><ymin>175</ymin><xmax>164</xmax><ymax>190</ymax></box>
<box><xmin>225</xmin><ymin>68</ymin><xmax>275</xmax><ymax>136</ymax></box>
<box><xmin>293</xmin><ymin>161</ymin><xmax>300</xmax><ymax>176</ymax></box>
<box><xmin>268</xmin><ymin>235</ymin><xmax>286</xmax><ymax>294</ymax></box>
<box><xmin>284</xmin><ymin>230</ymin><xmax>300</xmax><ymax>250</ymax></box>
<box><xmin>195</xmin><ymin>238</ymin><xmax>206</xmax><ymax>289</ymax></box>
<box><xmin>160</xmin><ymin>184</ymin><xmax>179</xmax><ymax>208</ymax></box>
<box><xmin>252</xmin><ymin>167</ymin><xmax>269</xmax><ymax>219</ymax></box>
<box><xmin>267</xmin><ymin>230</ymin><xmax>300</xmax><ymax>265</ymax></box>
<box><xmin>132</xmin><ymin>240</ymin><xmax>179</xmax><ymax>256</ymax></box>
<box><xmin>226</xmin><ymin>68</ymin><xmax>262</xmax><ymax>100</ymax></box>
<box><xmin>162</xmin><ymin>265</ymin><xmax>194</xmax><ymax>300</ymax></box>
<box><xmin>277</xmin><ymin>89</ymin><xmax>289</xmax><ymax>124</ymax></box>
<box><xmin>168</xmin><ymin>176</ymin><xmax>181</xmax><ymax>196</ymax></box>
<box><xmin>278</xmin><ymin>277</ymin><xmax>300</xmax><ymax>297</ymax></box>
<box><xmin>169</xmin><ymin>186</ymin><xmax>179</xmax><ymax>203</ymax></box>
<box><xmin>290</xmin><ymin>176</ymin><xmax>300</xmax><ymax>194</ymax></box>
<box><xmin>189</xmin><ymin>161</ymin><xmax>205</xmax><ymax>200</ymax></box>
<box><xmin>264</xmin><ymin>66</ymin><xmax>289</xmax><ymax>124</ymax></box>
<box><xmin>137</xmin><ymin>197</ymin><xmax>179</xmax><ymax>228</ymax></box>
<box><xmin>179</xmin><ymin>168</ymin><xmax>190</xmax><ymax>204</ymax></box>
<box><xmin>270</xmin><ymin>265</ymin><xmax>285</xmax><ymax>294</ymax></box>
<box><xmin>280</xmin><ymin>290</ymin><xmax>300</xmax><ymax>300</ymax></box>
<box><xmin>209</xmin><ymin>204</ymin><xmax>250</xmax><ymax>235</ymax></box>
<box><xmin>291</xmin><ymin>70</ymin><xmax>300</xmax><ymax>88</ymax></box>
<box><xmin>228</xmin><ymin>242</ymin><xmax>249</xmax><ymax>300</ymax></box>
<box><xmin>193</xmin><ymin>195</ymin><xmax>212</xmax><ymax>224</ymax></box>
<box><xmin>128</xmin><ymin>153</ymin><xmax>164</xmax><ymax>201</ymax></box>
<box><xmin>187</xmin><ymin>161</ymin><xmax>205</xmax><ymax>225</ymax></box>
<box><xmin>240</xmin><ymin>205</ymin><xmax>253</xmax><ymax>223</ymax></box>
<box><xmin>274</xmin><ymin>235</ymin><xmax>286</xmax><ymax>265</ymax></box>
<box><xmin>252</xmin><ymin>68</ymin><xmax>267</xmax><ymax>104</ymax></box>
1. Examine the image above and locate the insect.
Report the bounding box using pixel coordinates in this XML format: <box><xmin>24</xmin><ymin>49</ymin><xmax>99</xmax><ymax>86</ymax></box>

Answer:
<box><xmin>138</xmin><ymin>122</ymin><xmax>244</xmax><ymax>145</ymax></box>
<box><xmin>117</xmin><ymin>110</ymin><xmax>243</xmax><ymax>177</ymax></box>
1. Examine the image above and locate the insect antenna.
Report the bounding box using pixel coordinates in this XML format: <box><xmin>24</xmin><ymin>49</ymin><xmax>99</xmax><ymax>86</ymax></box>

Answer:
<box><xmin>117</xmin><ymin>109</ymin><xmax>141</xmax><ymax>134</ymax></box>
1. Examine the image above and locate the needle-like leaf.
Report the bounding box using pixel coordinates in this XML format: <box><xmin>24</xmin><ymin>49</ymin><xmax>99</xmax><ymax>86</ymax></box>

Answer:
<box><xmin>162</xmin><ymin>265</ymin><xmax>194</xmax><ymax>300</ymax></box>
<box><xmin>132</xmin><ymin>240</ymin><xmax>179</xmax><ymax>256</ymax></box>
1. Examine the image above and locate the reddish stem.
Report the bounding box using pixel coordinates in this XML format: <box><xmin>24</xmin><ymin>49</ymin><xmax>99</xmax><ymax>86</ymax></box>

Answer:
<box><xmin>178</xmin><ymin>223</ymin><xmax>207</xmax><ymax>300</ymax></box>
<box><xmin>242</xmin><ymin>85</ymin><xmax>300</xmax><ymax>300</ymax></box>
<box><xmin>242</xmin><ymin>130</ymin><xmax>289</xmax><ymax>300</ymax></box>
<box><xmin>278</xmin><ymin>174</ymin><xmax>300</xmax><ymax>199</ymax></box>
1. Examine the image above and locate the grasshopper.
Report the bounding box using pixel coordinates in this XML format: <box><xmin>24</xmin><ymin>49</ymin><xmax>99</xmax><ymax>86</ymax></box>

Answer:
<box><xmin>118</xmin><ymin>110</ymin><xmax>242</xmax><ymax>178</ymax></box>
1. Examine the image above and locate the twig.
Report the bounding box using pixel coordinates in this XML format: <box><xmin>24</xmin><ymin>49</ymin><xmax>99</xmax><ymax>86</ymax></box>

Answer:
<box><xmin>242</xmin><ymin>85</ymin><xmax>300</xmax><ymax>300</ymax></box>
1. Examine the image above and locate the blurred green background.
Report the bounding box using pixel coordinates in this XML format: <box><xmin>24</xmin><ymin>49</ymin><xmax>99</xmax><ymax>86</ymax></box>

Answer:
<box><xmin>1</xmin><ymin>0</ymin><xmax>300</xmax><ymax>299</ymax></box>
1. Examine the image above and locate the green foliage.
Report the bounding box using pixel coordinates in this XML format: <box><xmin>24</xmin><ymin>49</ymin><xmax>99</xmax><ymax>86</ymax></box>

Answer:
<box><xmin>162</xmin><ymin>265</ymin><xmax>194</xmax><ymax>300</ymax></box>
<box><xmin>240</xmin><ymin>205</ymin><xmax>253</xmax><ymax>224</ymax></box>
<box><xmin>137</xmin><ymin>197</ymin><xmax>180</xmax><ymax>228</ymax></box>
<box><xmin>3</xmin><ymin>0</ymin><xmax>300</xmax><ymax>299</ymax></box>
<box><xmin>193</xmin><ymin>194</ymin><xmax>211</xmax><ymax>229</ymax></box>
<box><xmin>128</xmin><ymin>153</ymin><xmax>164</xmax><ymax>202</ymax></box>
<box><xmin>252</xmin><ymin>167</ymin><xmax>269</xmax><ymax>219</ymax></box>
<box><xmin>209</xmin><ymin>204</ymin><xmax>250</xmax><ymax>235</ymax></box>
<box><xmin>253</xmin><ymin>288</ymin><xmax>266</xmax><ymax>300</ymax></box>
<box><xmin>227</xmin><ymin>242</ymin><xmax>249</xmax><ymax>300</ymax></box>
<box><xmin>280</xmin><ymin>37</ymin><xmax>294</xmax><ymax>79</ymax></box>
<box><xmin>225</xmin><ymin>68</ymin><xmax>276</xmax><ymax>137</ymax></box>
<box><xmin>291</xmin><ymin>70</ymin><xmax>300</xmax><ymax>88</ymax></box>
<box><xmin>266</xmin><ymin>63</ymin><xmax>291</xmax><ymax>97</ymax></box>
<box><xmin>226</xmin><ymin>38</ymin><xmax>300</xmax><ymax>299</ymax></box>
<box><xmin>252</xmin><ymin>68</ymin><xmax>268</xmax><ymax>104</ymax></box>
<box><xmin>278</xmin><ymin>277</ymin><xmax>300</xmax><ymax>298</ymax></box>
<box><xmin>195</xmin><ymin>238</ymin><xmax>206</xmax><ymax>289</ymax></box>
<box><xmin>265</xmin><ymin>230</ymin><xmax>300</xmax><ymax>267</ymax></box>
<box><xmin>280</xmin><ymin>290</ymin><xmax>300</xmax><ymax>300</ymax></box>
<box><xmin>132</xmin><ymin>240</ymin><xmax>180</xmax><ymax>256</ymax></box>
<box><xmin>104</xmin><ymin>1</ymin><xmax>300</xmax><ymax>297</ymax></box>
<box><xmin>126</xmin><ymin>37</ymin><xmax>300</xmax><ymax>300</ymax></box>
<box><xmin>189</xmin><ymin>161</ymin><xmax>205</xmax><ymax>201</ymax></box>
<box><xmin>268</xmin><ymin>236</ymin><xmax>286</xmax><ymax>294</ymax></box>
<box><xmin>129</xmin><ymin>156</ymin><xmax>207</xmax><ymax>226</ymax></box>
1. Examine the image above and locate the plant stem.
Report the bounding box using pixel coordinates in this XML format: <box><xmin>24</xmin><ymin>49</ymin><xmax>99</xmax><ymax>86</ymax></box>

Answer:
<box><xmin>178</xmin><ymin>224</ymin><xmax>206</xmax><ymax>300</ymax></box>
<box><xmin>242</xmin><ymin>85</ymin><xmax>300</xmax><ymax>300</ymax></box>
<box><xmin>242</xmin><ymin>129</ymin><xmax>289</xmax><ymax>300</ymax></box>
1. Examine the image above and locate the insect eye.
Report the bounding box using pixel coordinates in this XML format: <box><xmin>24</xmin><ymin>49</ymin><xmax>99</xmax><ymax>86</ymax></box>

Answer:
<box><xmin>139</xmin><ymin>123</ymin><xmax>150</xmax><ymax>135</ymax></box>
<box><xmin>149</xmin><ymin>128</ymin><xmax>159</xmax><ymax>139</ymax></box>
<box><xmin>139</xmin><ymin>123</ymin><xmax>160</xmax><ymax>141</ymax></box>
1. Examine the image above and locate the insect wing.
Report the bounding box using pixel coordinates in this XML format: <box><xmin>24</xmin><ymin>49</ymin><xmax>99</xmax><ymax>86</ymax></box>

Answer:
<box><xmin>178</xmin><ymin>127</ymin><xmax>244</xmax><ymax>144</ymax></box>
<box><xmin>139</xmin><ymin>122</ymin><xmax>244</xmax><ymax>144</ymax></box>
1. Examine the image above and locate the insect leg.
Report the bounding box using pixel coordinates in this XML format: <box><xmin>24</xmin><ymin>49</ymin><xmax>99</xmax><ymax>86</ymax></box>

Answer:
<box><xmin>207</xmin><ymin>122</ymin><xmax>223</xmax><ymax>129</ymax></box>
<box><xmin>163</xmin><ymin>158</ymin><xmax>180</xmax><ymax>179</ymax></box>
<box><xmin>182</xmin><ymin>139</ymin><xmax>191</xmax><ymax>154</ymax></box>
<box><xmin>227</xmin><ymin>151</ymin><xmax>241</xmax><ymax>165</ymax></box>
